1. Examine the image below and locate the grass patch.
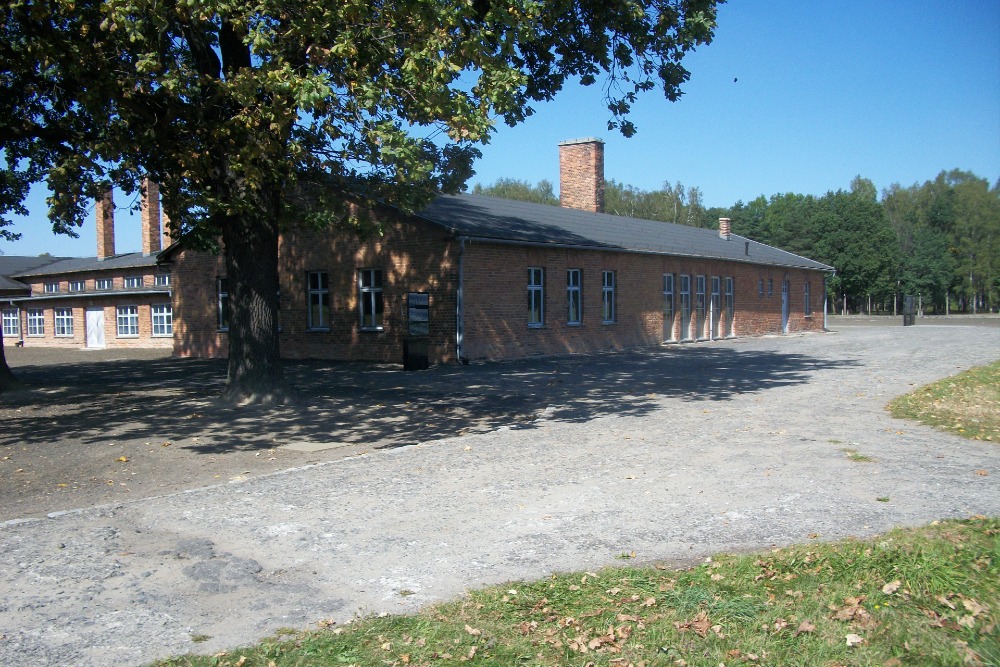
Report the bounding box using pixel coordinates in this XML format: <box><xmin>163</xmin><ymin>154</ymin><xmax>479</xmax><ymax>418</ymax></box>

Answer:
<box><xmin>152</xmin><ymin>517</ymin><xmax>999</xmax><ymax>667</ymax></box>
<box><xmin>889</xmin><ymin>360</ymin><xmax>1000</xmax><ymax>442</ymax></box>
<box><xmin>841</xmin><ymin>448</ymin><xmax>875</xmax><ymax>463</ymax></box>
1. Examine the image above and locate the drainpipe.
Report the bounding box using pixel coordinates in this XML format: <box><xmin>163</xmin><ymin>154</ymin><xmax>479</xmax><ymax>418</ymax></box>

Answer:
<box><xmin>823</xmin><ymin>274</ymin><xmax>829</xmax><ymax>330</ymax></box>
<box><xmin>456</xmin><ymin>236</ymin><xmax>466</xmax><ymax>363</ymax></box>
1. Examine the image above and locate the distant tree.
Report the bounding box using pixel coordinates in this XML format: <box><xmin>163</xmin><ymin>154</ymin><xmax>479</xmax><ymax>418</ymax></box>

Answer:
<box><xmin>473</xmin><ymin>179</ymin><xmax>558</xmax><ymax>206</ymax></box>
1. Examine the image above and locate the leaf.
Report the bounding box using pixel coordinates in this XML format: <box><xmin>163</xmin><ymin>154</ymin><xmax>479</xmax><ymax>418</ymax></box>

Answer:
<box><xmin>794</xmin><ymin>620</ymin><xmax>816</xmax><ymax>636</ymax></box>
<box><xmin>773</xmin><ymin>618</ymin><xmax>789</xmax><ymax>632</ymax></box>
<box><xmin>846</xmin><ymin>633</ymin><xmax>864</xmax><ymax>647</ymax></box>
<box><xmin>881</xmin><ymin>580</ymin><xmax>901</xmax><ymax>595</ymax></box>
<box><xmin>116</xmin><ymin>456</ymin><xmax>129</xmax><ymax>462</ymax></box>
<box><xmin>975</xmin><ymin>469</ymin><xmax>988</xmax><ymax>476</ymax></box>
<box><xmin>464</xmin><ymin>624</ymin><xmax>481</xmax><ymax>636</ymax></box>
<box><xmin>961</xmin><ymin>597</ymin><xmax>988</xmax><ymax>616</ymax></box>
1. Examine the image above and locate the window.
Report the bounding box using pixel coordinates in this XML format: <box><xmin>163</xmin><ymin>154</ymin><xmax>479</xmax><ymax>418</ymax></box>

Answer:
<box><xmin>54</xmin><ymin>308</ymin><xmax>74</xmax><ymax>337</ymax></box>
<box><xmin>602</xmin><ymin>271</ymin><xmax>616</xmax><ymax>323</ymax></box>
<box><xmin>711</xmin><ymin>276</ymin><xmax>721</xmax><ymax>337</ymax></box>
<box><xmin>358</xmin><ymin>268</ymin><xmax>384</xmax><ymax>330</ymax></box>
<box><xmin>307</xmin><ymin>271</ymin><xmax>329</xmax><ymax>330</ymax></box>
<box><xmin>96</xmin><ymin>278</ymin><xmax>113</xmax><ymax>291</ymax></box>
<box><xmin>695</xmin><ymin>275</ymin><xmax>706</xmax><ymax>338</ymax></box>
<box><xmin>44</xmin><ymin>282</ymin><xmax>59</xmax><ymax>293</ymax></box>
<box><xmin>758</xmin><ymin>278</ymin><xmax>764</xmax><ymax>297</ymax></box>
<box><xmin>724</xmin><ymin>277</ymin><xmax>735</xmax><ymax>336</ymax></box>
<box><xmin>804</xmin><ymin>281</ymin><xmax>812</xmax><ymax>316</ymax></box>
<box><xmin>217</xmin><ymin>278</ymin><xmax>230</xmax><ymax>331</ymax></box>
<box><xmin>2</xmin><ymin>308</ymin><xmax>19</xmax><ymax>337</ymax></box>
<box><xmin>124</xmin><ymin>276</ymin><xmax>143</xmax><ymax>288</ymax></box>
<box><xmin>768</xmin><ymin>278</ymin><xmax>773</xmax><ymax>298</ymax></box>
<box><xmin>527</xmin><ymin>267</ymin><xmax>544</xmax><ymax>327</ymax></box>
<box><xmin>154</xmin><ymin>274</ymin><xmax>171</xmax><ymax>286</ymax></box>
<box><xmin>116</xmin><ymin>306</ymin><xmax>139</xmax><ymax>336</ymax></box>
<box><xmin>69</xmin><ymin>280</ymin><xmax>85</xmax><ymax>292</ymax></box>
<box><xmin>151</xmin><ymin>304</ymin><xmax>173</xmax><ymax>336</ymax></box>
<box><xmin>680</xmin><ymin>274</ymin><xmax>692</xmax><ymax>340</ymax></box>
<box><xmin>27</xmin><ymin>309</ymin><xmax>44</xmax><ymax>336</ymax></box>
<box><xmin>567</xmin><ymin>269</ymin><xmax>582</xmax><ymax>325</ymax></box>
<box><xmin>663</xmin><ymin>273</ymin><xmax>675</xmax><ymax>341</ymax></box>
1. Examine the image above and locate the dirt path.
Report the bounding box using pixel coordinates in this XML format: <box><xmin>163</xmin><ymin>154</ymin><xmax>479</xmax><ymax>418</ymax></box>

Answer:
<box><xmin>1</xmin><ymin>325</ymin><xmax>999</xmax><ymax>666</ymax></box>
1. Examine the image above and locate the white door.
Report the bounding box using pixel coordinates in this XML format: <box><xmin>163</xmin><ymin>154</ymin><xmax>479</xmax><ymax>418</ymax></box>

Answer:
<box><xmin>86</xmin><ymin>308</ymin><xmax>105</xmax><ymax>348</ymax></box>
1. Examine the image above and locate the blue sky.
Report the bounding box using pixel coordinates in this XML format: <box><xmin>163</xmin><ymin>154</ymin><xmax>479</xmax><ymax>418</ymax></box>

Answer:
<box><xmin>3</xmin><ymin>0</ymin><xmax>998</xmax><ymax>258</ymax></box>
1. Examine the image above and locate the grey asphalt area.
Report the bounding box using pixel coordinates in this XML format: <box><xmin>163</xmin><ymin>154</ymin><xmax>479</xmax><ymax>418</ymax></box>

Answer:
<box><xmin>2</xmin><ymin>321</ymin><xmax>1000</xmax><ymax>666</ymax></box>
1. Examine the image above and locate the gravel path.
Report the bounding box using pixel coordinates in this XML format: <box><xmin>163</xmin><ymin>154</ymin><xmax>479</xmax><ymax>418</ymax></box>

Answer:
<box><xmin>2</xmin><ymin>324</ymin><xmax>999</xmax><ymax>666</ymax></box>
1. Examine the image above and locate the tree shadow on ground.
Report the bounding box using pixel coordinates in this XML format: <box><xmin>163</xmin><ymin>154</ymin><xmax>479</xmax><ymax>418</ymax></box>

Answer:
<box><xmin>1</xmin><ymin>345</ymin><xmax>859</xmax><ymax>456</ymax></box>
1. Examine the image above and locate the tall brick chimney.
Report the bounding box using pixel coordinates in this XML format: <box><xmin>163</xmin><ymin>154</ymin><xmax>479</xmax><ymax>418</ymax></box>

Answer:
<box><xmin>141</xmin><ymin>178</ymin><xmax>162</xmax><ymax>255</ymax></box>
<box><xmin>95</xmin><ymin>187</ymin><xmax>115</xmax><ymax>260</ymax></box>
<box><xmin>719</xmin><ymin>217</ymin><xmax>732</xmax><ymax>240</ymax></box>
<box><xmin>558</xmin><ymin>138</ymin><xmax>605</xmax><ymax>213</ymax></box>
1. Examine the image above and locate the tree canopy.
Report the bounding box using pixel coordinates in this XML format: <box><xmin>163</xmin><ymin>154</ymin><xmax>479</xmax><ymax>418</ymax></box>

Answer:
<box><xmin>1</xmin><ymin>0</ymin><xmax>723</xmax><ymax>398</ymax></box>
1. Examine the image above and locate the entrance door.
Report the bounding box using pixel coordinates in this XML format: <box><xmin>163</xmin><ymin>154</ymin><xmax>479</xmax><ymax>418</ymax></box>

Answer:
<box><xmin>781</xmin><ymin>280</ymin><xmax>790</xmax><ymax>334</ymax></box>
<box><xmin>85</xmin><ymin>308</ymin><xmax>105</xmax><ymax>348</ymax></box>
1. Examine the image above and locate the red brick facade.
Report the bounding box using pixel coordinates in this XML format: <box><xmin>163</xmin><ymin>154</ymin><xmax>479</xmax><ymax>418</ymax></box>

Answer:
<box><xmin>3</xmin><ymin>268</ymin><xmax>173</xmax><ymax>349</ymax></box>
<box><xmin>170</xmin><ymin>210</ymin><xmax>827</xmax><ymax>364</ymax></box>
<box><xmin>559</xmin><ymin>138</ymin><xmax>605</xmax><ymax>213</ymax></box>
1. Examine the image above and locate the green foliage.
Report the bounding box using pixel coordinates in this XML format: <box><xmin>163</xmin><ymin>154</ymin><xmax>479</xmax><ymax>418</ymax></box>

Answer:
<box><xmin>473</xmin><ymin>178</ymin><xmax>558</xmax><ymax>206</ymax></box>
<box><xmin>604</xmin><ymin>179</ymin><xmax>709</xmax><ymax>227</ymax></box>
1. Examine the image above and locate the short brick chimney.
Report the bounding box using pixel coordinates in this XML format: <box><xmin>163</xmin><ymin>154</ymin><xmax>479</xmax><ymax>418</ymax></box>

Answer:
<box><xmin>719</xmin><ymin>217</ymin><xmax>731</xmax><ymax>240</ymax></box>
<box><xmin>558</xmin><ymin>138</ymin><xmax>605</xmax><ymax>213</ymax></box>
<box><xmin>95</xmin><ymin>187</ymin><xmax>115</xmax><ymax>260</ymax></box>
<box><xmin>141</xmin><ymin>178</ymin><xmax>162</xmax><ymax>255</ymax></box>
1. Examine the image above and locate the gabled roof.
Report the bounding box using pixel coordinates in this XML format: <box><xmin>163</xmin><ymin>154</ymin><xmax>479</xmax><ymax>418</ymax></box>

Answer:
<box><xmin>11</xmin><ymin>252</ymin><xmax>160</xmax><ymax>278</ymax></box>
<box><xmin>0</xmin><ymin>255</ymin><xmax>67</xmax><ymax>293</ymax></box>
<box><xmin>417</xmin><ymin>194</ymin><xmax>834</xmax><ymax>272</ymax></box>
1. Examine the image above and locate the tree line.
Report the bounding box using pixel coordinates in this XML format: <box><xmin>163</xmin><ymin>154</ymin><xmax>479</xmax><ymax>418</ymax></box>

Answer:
<box><xmin>474</xmin><ymin>170</ymin><xmax>1000</xmax><ymax>314</ymax></box>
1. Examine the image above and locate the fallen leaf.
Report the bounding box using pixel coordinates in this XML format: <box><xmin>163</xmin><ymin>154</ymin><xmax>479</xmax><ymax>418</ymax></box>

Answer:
<box><xmin>961</xmin><ymin>597</ymin><xmax>988</xmax><ymax>616</ymax></box>
<box><xmin>794</xmin><ymin>620</ymin><xmax>816</xmax><ymax>636</ymax></box>
<box><xmin>464</xmin><ymin>624</ymin><xmax>481</xmax><ymax>637</ymax></box>
<box><xmin>116</xmin><ymin>456</ymin><xmax>129</xmax><ymax>462</ymax></box>
<box><xmin>975</xmin><ymin>469</ymin><xmax>988</xmax><ymax>476</ymax></box>
<box><xmin>773</xmin><ymin>618</ymin><xmax>789</xmax><ymax>632</ymax></box>
<box><xmin>882</xmin><ymin>580</ymin><xmax>901</xmax><ymax>595</ymax></box>
<box><xmin>846</xmin><ymin>633</ymin><xmax>864</xmax><ymax>647</ymax></box>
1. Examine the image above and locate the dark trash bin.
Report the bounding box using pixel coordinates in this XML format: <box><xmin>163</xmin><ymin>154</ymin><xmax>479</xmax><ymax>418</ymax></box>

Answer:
<box><xmin>403</xmin><ymin>336</ymin><xmax>429</xmax><ymax>371</ymax></box>
<box><xmin>902</xmin><ymin>295</ymin><xmax>916</xmax><ymax>327</ymax></box>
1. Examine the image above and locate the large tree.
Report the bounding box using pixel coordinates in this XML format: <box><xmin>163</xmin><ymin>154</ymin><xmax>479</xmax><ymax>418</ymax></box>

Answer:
<box><xmin>1</xmin><ymin>0</ymin><xmax>722</xmax><ymax>400</ymax></box>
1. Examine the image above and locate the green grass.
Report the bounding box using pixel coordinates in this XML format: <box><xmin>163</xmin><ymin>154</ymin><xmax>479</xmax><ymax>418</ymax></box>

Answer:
<box><xmin>841</xmin><ymin>448</ymin><xmax>875</xmax><ymax>463</ymax></box>
<box><xmin>889</xmin><ymin>360</ymin><xmax>1000</xmax><ymax>442</ymax></box>
<box><xmin>151</xmin><ymin>517</ymin><xmax>999</xmax><ymax>667</ymax></box>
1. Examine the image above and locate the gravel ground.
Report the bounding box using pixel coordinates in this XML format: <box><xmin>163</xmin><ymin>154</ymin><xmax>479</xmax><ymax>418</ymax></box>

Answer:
<box><xmin>1</xmin><ymin>322</ymin><xmax>999</xmax><ymax>666</ymax></box>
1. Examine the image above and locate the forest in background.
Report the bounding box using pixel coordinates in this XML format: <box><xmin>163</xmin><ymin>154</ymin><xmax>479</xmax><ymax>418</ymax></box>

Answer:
<box><xmin>472</xmin><ymin>170</ymin><xmax>999</xmax><ymax>315</ymax></box>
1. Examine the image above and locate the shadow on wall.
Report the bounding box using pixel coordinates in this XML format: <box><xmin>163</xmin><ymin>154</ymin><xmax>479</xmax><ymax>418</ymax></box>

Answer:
<box><xmin>2</xmin><ymin>344</ymin><xmax>859</xmax><ymax>455</ymax></box>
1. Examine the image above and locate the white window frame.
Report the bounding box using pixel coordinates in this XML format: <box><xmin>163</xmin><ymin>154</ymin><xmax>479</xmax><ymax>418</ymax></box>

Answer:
<box><xmin>358</xmin><ymin>268</ymin><xmax>384</xmax><ymax>331</ymax></box>
<box><xmin>151</xmin><ymin>304</ymin><xmax>173</xmax><ymax>336</ymax></box>
<box><xmin>96</xmin><ymin>278</ymin><xmax>113</xmax><ymax>291</ymax></box>
<box><xmin>804</xmin><ymin>281</ymin><xmax>812</xmax><ymax>316</ymax></box>
<box><xmin>527</xmin><ymin>267</ymin><xmax>544</xmax><ymax>328</ymax></box>
<box><xmin>711</xmin><ymin>276</ymin><xmax>721</xmax><ymax>338</ymax></box>
<box><xmin>663</xmin><ymin>273</ymin><xmax>675</xmax><ymax>341</ymax></box>
<box><xmin>69</xmin><ymin>280</ymin><xmax>85</xmax><ymax>293</ymax></box>
<box><xmin>601</xmin><ymin>270</ymin><xmax>616</xmax><ymax>324</ymax></box>
<box><xmin>116</xmin><ymin>305</ymin><xmax>139</xmax><ymax>337</ymax></box>
<box><xmin>680</xmin><ymin>274</ymin><xmax>692</xmax><ymax>341</ymax></box>
<box><xmin>725</xmin><ymin>277</ymin><xmax>735</xmax><ymax>337</ymax></box>
<box><xmin>27</xmin><ymin>309</ymin><xmax>45</xmax><ymax>336</ymax></box>
<box><xmin>217</xmin><ymin>278</ymin><xmax>230</xmax><ymax>331</ymax></box>
<box><xmin>43</xmin><ymin>282</ymin><xmax>59</xmax><ymax>293</ymax></box>
<box><xmin>124</xmin><ymin>276</ymin><xmax>143</xmax><ymax>288</ymax></box>
<box><xmin>695</xmin><ymin>275</ymin><xmax>706</xmax><ymax>339</ymax></box>
<box><xmin>154</xmin><ymin>274</ymin><xmax>171</xmax><ymax>287</ymax></box>
<box><xmin>307</xmin><ymin>271</ymin><xmax>330</xmax><ymax>330</ymax></box>
<box><xmin>567</xmin><ymin>269</ymin><xmax>582</xmax><ymax>325</ymax></box>
<box><xmin>54</xmin><ymin>308</ymin><xmax>74</xmax><ymax>337</ymax></box>
<box><xmin>2</xmin><ymin>308</ymin><xmax>20</xmax><ymax>337</ymax></box>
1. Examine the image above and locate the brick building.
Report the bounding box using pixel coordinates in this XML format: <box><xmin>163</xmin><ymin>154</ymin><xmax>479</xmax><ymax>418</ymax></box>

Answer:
<box><xmin>162</xmin><ymin>138</ymin><xmax>833</xmax><ymax>365</ymax></box>
<box><xmin>1</xmin><ymin>181</ymin><xmax>174</xmax><ymax>349</ymax></box>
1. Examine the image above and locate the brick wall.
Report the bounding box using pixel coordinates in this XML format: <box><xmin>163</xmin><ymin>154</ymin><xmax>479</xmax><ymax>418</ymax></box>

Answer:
<box><xmin>4</xmin><ymin>268</ymin><xmax>172</xmax><ymax>349</ymax></box>
<box><xmin>461</xmin><ymin>243</ymin><xmax>827</xmax><ymax>361</ymax></box>
<box><xmin>171</xmin><ymin>214</ymin><xmax>459</xmax><ymax>364</ymax></box>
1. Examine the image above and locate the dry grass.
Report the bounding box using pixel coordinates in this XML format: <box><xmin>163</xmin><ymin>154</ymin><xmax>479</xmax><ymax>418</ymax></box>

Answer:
<box><xmin>889</xmin><ymin>360</ymin><xmax>1000</xmax><ymax>442</ymax></box>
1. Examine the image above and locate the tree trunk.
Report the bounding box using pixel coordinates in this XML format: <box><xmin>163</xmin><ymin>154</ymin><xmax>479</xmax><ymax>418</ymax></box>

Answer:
<box><xmin>219</xmin><ymin>206</ymin><xmax>290</xmax><ymax>405</ymax></box>
<box><xmin>0</xmin><ymin>328</ymin><xmax>20</xmax><ymax>393</ymax></box>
